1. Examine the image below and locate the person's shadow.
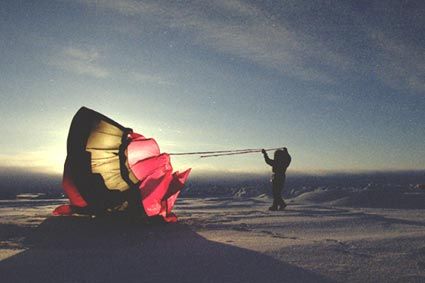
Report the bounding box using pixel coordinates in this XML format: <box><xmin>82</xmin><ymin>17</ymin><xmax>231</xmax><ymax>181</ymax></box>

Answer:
<box><xmin>0</xmin><ymin>216</ymin><xmax>333</xmax><ymax>283</ymax></box>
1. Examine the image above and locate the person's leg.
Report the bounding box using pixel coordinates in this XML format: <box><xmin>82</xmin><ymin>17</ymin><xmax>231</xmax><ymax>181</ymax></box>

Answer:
<box><xmin>269</xmin><ymin>179</ymin><xmax>279</xmax><ymax>210</ymax></box>
<box><xmin>272</xmin><ymin>175</ymin><xmax>285</xmax><ymax>210</ymax></box>
<box><xmin>276</xmin><ymin>186</ymin><xmax>285</xmax><ymax>206</ymax></box>
<box><xmin>278</xmin><ymin>175</ymin><xmax>287</xmax><ymax>210</ymax></box>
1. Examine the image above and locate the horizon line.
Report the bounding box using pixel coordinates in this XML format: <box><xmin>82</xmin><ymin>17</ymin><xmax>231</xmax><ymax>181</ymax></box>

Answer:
<box><xmin>0</xmin><ymin>166</ymin><xmax>424</xmax><ymax>178</ymax></box>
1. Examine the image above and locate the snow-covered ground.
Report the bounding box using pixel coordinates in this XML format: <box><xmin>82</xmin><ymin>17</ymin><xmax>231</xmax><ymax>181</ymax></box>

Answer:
<box><xmin>1</xmin><ymin>193</ymin><xmax>425</xmax><ymax>282</ymax></box>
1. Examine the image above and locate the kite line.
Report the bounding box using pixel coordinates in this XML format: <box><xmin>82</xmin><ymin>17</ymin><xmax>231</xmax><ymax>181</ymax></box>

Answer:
<box><xmin>168</xmin><ymin>147</ymin><xmax>284</xmax><ymax>158</ymax></box>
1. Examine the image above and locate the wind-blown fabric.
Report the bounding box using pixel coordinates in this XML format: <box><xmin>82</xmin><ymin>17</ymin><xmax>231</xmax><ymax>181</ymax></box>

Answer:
<box><xmin>53</xmin><ymin>107</ymin><xmax>190</xmax><ymax>222</ymax></box>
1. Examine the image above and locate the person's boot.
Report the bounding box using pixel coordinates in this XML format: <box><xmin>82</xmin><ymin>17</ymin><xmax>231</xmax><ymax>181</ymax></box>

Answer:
<box><xmin>269</xmin><ymin>205</ymin><xmax>278</xmax><ymax>211</ymax></box>
<box><xmin>269</xmin><ymin>200</ymin><xmax>278</xmax><ymax>211</ymax></box>
<box><xmin>278</xmin><ymin>200</ymin><xmax>287</xmax><ymax>211</ymax></box>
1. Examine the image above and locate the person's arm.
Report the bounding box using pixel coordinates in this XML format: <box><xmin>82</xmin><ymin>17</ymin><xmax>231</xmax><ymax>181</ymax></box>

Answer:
<box><xmin>262</xmin><ymin>149</ymin><xmax>274</xmax><ymax>167</ymax></box>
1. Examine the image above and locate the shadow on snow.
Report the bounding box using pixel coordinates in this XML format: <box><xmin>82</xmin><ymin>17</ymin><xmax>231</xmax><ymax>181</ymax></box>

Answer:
<box><xmin>0</xmin><ymin>216</ymin><xmax>333</xmax><ymax>283</ymax></box>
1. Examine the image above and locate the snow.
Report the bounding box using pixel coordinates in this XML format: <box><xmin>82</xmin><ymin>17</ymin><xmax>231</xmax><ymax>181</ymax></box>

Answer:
<box><xmin>1</xmin><ymin>191</ymin><xmax>425</xmax><ymax>282</ymax></box>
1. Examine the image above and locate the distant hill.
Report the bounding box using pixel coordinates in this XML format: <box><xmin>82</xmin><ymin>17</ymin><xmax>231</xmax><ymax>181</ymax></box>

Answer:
<box><xmin>0</xmin><ymin>168</ymin><xmax>424</xmax><ymax>201</ymax></box>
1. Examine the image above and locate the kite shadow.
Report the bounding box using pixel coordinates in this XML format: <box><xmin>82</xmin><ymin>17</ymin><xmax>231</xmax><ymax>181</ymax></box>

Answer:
<box><xmin>0</xmin><ymin>216</ymin><xmax>334</xmax><ymax>283</ymax></box>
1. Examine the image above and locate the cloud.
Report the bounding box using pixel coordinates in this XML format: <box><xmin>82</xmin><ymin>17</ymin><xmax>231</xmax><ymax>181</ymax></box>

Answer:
<box><xmin>48</xmin><ymin>46</ymin><xmax>110</xmax><ymax>78</ymax></box>
<box><xmin>77</xmin><ymin>0</ymin><xmax>154</xmax><ymax>16</ymax></box>
<box><xmin>74</xmin><ymin>0</ymin><xmax>353</xmax><ymax>84</ymax></box>
<box><xmin>63</xmin><ymin>47</ymin><xmax>100</xmax><ymax>62</ymax></box>
<box><xmin>72</xmin><ymin>0</ymin><xmax>424</xmax><ymax>94</ymax></box>
<box><xmin>48</xmin><ymin>46</ymin><xmax>173</xmax><ymax>85</ymax></box>
<box><xmin>129</xmin><ymin>71</ymin><xmax>174</xmax><ymax>86</ymax></box>
<box><xmin>367</xmin><ymin>30</ymin><xmax>425</xmax><ymax>93</ymax></box>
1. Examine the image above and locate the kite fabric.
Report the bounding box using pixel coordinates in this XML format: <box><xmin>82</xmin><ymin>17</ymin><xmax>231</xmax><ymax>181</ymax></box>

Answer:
<box><xmin>53</xmin><ymin>107</ymin><xmax>191</xmax><ymax>222</ymax></box>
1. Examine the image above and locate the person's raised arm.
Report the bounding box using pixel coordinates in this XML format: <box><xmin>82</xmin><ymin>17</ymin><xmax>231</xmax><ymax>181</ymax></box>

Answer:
<box><xmin>262</xmin><ymin>149</ymin><xmax>274</xmax><ymax>167</ymax></box>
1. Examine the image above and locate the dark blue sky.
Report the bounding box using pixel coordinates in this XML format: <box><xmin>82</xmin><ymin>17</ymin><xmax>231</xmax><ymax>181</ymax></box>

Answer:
<box><xmin>0</xmin><ymin>0</ymin><xmax>424</xmax><ymax>175</ymax></box>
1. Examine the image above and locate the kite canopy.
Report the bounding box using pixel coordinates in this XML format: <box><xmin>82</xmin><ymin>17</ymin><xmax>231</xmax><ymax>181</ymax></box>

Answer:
<box><xmin>53</xmin><ymin>107</ymin><xmax>190</xmax><ymax>222</ymax></box>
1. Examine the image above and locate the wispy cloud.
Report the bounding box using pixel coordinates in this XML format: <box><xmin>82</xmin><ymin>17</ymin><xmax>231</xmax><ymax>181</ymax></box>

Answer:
<box><xmin>75</xmin><ymin>0</ymin><xmax>353</xmax><ymax>84</ymax></box>
<box><xmin>48</xmin><ymin>45</ymin><xmax>174</xmax><ymax>85</ymax></box>
<box><xmin>367</xmin><ymin>30</ymin><xmax>425</xmax><ymax>93</ymax></box>
<box><xmin>73</xmin><ymin>0</ymin><xmax>424</xmax><ymax>94</ymax></box>
<box><xmin>129</xmin><ymin>71</ymin><xmax>174</xmax><ymax>86</ymax></box>
<box><xmin>48</xmin><ymin>46</ymin><xmax>110</xmax><ymax>78</ymax></box>
<box><xmin>63</xmin><ymin>47</ymin><xmax>100</xmax><ymax>62</ymax></box>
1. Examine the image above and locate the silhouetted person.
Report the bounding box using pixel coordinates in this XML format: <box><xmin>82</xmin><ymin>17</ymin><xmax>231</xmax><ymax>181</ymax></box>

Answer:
<box><xmin>262</xmin><ymin>148</ymin><xmax>291</xmax><ymax>211</ymax></box>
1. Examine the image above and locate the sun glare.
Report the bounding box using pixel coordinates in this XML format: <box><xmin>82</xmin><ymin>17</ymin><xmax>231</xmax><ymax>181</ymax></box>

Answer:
<box><xmin>0</xmin><ymin>144</ymin><xmax>66</xmax><ymax>175</ymax></box>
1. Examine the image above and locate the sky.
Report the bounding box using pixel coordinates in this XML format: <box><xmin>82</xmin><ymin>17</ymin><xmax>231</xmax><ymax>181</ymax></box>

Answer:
<box><xmin>0</xmin><ymin>0</ymin><xmax>424</xmax><ymax>176</ymax></box>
